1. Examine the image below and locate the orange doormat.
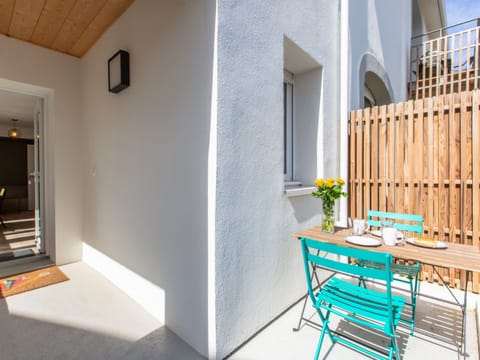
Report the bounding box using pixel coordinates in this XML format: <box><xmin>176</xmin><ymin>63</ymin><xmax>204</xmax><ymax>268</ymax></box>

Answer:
<box><xmin>0</xmin><ymin>266</ymin><xmax>69</xmax><ymax>298</ymax></box>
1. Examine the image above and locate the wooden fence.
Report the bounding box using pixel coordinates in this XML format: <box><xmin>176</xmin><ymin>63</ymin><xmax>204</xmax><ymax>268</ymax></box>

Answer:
<box><xmin>349</xmin><ymin>90</ymin><xmax>480</xmax><ymax>293</ymax></box>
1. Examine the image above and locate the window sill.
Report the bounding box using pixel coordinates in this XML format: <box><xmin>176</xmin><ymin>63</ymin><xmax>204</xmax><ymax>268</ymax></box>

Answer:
<box><xmin>284</xmin><ymin>185</ymin><xmax>315</xmax><ymax>197</ymax></box>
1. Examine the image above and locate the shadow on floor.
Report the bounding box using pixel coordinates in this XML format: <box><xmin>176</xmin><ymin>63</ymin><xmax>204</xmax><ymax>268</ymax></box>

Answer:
<box><xmin>119</xmin><ymin>327</ymin><xmax>206</xmax><ymax>360</ymax></box>
<box><xmin>284</xmin><ymin>284</ymin><xmax>467</xmax><ymax>360</ymax></box>
<box><xmin>0</xmin><ymin>211</ymin><xmax>37</xmax><ymax>262</ymax></box>
<box><xmin>0</xmin><ymin>299</ymin><xmax>204</xmax><ymax>360</ymax></box>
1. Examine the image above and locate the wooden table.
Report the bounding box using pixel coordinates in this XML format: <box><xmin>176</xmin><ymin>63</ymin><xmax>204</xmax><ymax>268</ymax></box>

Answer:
<box><xmin>293</xmin><ymin>226</ymin><xmax>480</xmax><ymax>358</ymax></box>
<box><xmin>295</xmin><ymin>226</ymin><xmax>480</xmax><ymax>273</ymax></box>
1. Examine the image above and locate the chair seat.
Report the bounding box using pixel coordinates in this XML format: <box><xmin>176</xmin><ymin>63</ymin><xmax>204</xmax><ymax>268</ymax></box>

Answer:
<box><xmin>315</xmin><ymin>277</ymin><xmax>405</xmax><ymax>333</ymax></box>
<box><xmin>356</xmin><ymin>259</ymin><xmax>420</xmax><ymax>277</ymax></box>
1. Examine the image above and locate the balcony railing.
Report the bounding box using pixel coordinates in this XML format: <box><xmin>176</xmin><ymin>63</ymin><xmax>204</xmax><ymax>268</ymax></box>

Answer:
<box><xmin>409</xmin><ymin>18</ymin><xmax>480</xmax><ymax>99</ymax></box>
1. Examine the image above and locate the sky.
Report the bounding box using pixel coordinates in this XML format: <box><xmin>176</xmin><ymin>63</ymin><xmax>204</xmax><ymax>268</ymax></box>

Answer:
<box><xmin>445</xmin><ymin>0</ymin><xmax>480</xmax><ymax>27</ymax></box>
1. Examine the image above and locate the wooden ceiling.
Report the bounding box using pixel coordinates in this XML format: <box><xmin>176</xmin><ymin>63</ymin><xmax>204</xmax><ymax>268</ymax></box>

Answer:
<box><xmin>0</xmin><ymin>0</ymin><xmax>135</xmax><ymax>58</ymax></box>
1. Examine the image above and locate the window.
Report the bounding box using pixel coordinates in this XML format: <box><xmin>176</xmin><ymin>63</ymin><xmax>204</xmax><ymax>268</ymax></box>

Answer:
<box><xmin>284</xmin><ymin>70</ymin><xmax>294</xmax><ymax>181</ymax></box>
<box><xmin>283</xmin><ymin>37</ymin><xmax>322</xmax><ymax>190</ymax></box>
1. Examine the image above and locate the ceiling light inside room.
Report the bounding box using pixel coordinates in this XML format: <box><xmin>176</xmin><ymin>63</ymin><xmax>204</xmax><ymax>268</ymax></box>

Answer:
<box><xmin>8</xmin><ymin>119</ymin><xmax>21</xmax><ymax>139</ymax></box>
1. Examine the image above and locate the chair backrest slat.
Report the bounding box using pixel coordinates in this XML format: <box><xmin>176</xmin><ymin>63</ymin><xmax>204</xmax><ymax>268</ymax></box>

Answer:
<box><xmin>367</xmin><ymin>210</ymin><xmax>423</xmax><ymax>235</ymax></box>
<box><xmin>308</xmin><ymin>252</ymin><xmax>389</xmax><ymax>281</ymax></box>
<box><xmin>300</xmin><ymin>237</ymin><xmax>393</xmax><ymax>307</ymax></box>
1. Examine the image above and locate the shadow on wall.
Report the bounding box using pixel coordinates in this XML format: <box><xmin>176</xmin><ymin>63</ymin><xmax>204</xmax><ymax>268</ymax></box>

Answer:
<box><xmin>289</xmin><ymin>195</ymin><xmax>321</xmax><ymax>223</ymax></box>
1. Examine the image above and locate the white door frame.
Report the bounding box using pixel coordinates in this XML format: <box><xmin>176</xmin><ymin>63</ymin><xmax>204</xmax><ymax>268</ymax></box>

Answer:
<box><xmin>0</xmin><ymin>78</ymin><xmax>54</xmax><ymax>259</ymax></box>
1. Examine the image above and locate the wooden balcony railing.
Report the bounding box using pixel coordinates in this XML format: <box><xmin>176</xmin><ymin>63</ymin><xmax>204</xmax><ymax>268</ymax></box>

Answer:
<box><xmin>409</xmin><ymin>21</ymin><xmax>480</xmax><ymax>99</ymax></box>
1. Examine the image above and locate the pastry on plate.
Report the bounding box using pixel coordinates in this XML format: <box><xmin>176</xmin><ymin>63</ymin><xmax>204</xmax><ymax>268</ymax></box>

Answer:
<box><xmin>414</xmin><ymin>237</ymin><xmax>436</xmax><ymax>247</ymax></box>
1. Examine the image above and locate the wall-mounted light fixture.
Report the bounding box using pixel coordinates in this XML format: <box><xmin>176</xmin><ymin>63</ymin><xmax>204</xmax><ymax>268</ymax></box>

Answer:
<box><xmin>8</xmin><ymin>119</ymin><xmax>21</xmax><ymax>139</ymax></box>
<box><xmin>108</xmin><ymin>50</ymin><xmax>130</xmax><ymax>93</ymax></box>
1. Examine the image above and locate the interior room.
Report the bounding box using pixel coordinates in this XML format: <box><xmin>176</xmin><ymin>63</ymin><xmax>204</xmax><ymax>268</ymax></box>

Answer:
<box><xmin>0</xmin><ymin>89</ymin><xmax>39</xmax><ymax>262</ymax></box>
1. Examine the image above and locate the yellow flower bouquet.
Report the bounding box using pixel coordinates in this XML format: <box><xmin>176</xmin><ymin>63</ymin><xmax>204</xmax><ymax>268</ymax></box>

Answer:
<box><xmin>312</xmin><ymin>177</ymin><xmax>348</xmax><ymax>233</ymax></box>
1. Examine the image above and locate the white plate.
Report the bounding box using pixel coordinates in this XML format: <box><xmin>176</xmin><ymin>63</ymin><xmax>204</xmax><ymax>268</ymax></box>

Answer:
<box><xmin>370</xmin><ymin>229</ymin><xmax>404</xmax><ymax>239</ymax></box>
<box><xmin>345</xmin><ymin>236</ymin><xmax>381</xmax><ymax>247</ymax></box>
<box><xmin>406</xmin><ymin>237</ymin><xmax>448</xmax><ymax>249</ymax></box>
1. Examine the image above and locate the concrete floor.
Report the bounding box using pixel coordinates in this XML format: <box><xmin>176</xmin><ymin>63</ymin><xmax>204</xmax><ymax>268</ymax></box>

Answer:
<box><xmin>0</xmin><ymin>262</ymin><xmax>478</xmax><ymax>359</ymax></box>
<box><xmin>230</xmin><ymin>281</ymin><xmax>479</xmax><ymax>360</ymax></box>
<box><xmin>0</xmin><ymin>262</ymin><xmax>204</xmax><ymax>360</ymax></box>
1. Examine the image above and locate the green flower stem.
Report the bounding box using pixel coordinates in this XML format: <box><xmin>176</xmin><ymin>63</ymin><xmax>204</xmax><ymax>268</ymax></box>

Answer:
<box><xmin>312</xmin><ymin>178</ymin><xmax>348</xmax><ymax>234</ymax></box>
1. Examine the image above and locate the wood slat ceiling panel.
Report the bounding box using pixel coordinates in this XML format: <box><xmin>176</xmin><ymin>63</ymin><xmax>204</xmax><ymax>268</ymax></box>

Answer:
<box><xmin>9</xmin><ymin>0</ymin><xmax>45</xmax><ymax>40</ymax></box>
<box><xmin>0</xmin><ymin>0</ymin><xmax>134</xmax><ymax>57</ymax></box>
<box><xmin>30</xmin><ymin>0</ymin><xmax>76</xmax><ymax>47</ymax></box>
<box><xmin>52</xmin><ymin>0</ymin><xmax>109</xmax><ymax>53</ymax></box>
<box><xmin>70</xmin><ymin>0</ymin><xmax>134</xmax><ymax>57</ymax></box>
<box><xmin>0</xmin><ymin>0</ymin><xmax>15</xmax><ymax>34</ymax></box>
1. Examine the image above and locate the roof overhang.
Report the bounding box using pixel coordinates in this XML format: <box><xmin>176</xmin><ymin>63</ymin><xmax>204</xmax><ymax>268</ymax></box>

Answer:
<box><xmin>0</xmin><ymin>0</ymin><xmax>135</xmax><ymax>58</ymax></box>
<box><xmin>416</xmin><ymin>0</ymin><xmax>447</xmax><ymax>34</ymax></box>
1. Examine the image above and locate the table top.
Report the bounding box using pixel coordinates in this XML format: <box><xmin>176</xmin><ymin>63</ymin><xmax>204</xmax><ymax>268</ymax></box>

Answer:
<box><xmin>294</xmin><ymin>226</ymin><xmax>480</xmax><ymax>273</ymax></box>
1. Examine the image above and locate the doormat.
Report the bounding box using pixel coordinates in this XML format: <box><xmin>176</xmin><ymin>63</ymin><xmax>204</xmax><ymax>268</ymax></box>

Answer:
<box><xmin>0</xmin><ymin>266</ymin><xmax>69</xmax><ymax>298</ymax></box>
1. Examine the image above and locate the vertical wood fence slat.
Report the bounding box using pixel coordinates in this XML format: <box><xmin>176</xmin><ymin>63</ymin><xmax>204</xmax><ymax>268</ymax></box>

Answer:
<box><xmin>356</xmin><ymin>109</ymin><xmax>363</xmax><ymax>218</ymax></box>
<box><xmin>406</xmin><ymin>100</ymin><xmax>415</xmax><ymax>214</ymax></box>
<box><xmin>396</xmin><ymin>103</ymin><xmax>405</xmax><ymax>214</ymax></box>
<box><xmin>473</xmin><ymin>91</ymin><xmax>480</xmax><ymax>292</ymax></box>
<box><xmin>438</xmin><ymin>96</ymin><xmax>449</xmax><ymax>283</ymax></box>
<box><xmin>387</xmin><ymin>104</ymin><xmax>395</xmax><ymax>212</ymax></box>
<box><xmin>364</xmin><ymin>107</ymin><xmax>371</xmax><ymax>216</ymax></box>
<box><xmin>415</xmin><ymin>99</ymin><xmax>424</xmax><ymax>218</ymax></box>
<box><xmin>438</xmin><ymin>95</ymin><xmax>446</xmax><ymax>243</ymax></box>
<box><xmin>425</xmin><ymin>98</ymin><xmax>435</xmax><ymax>281</ymax></box>
<box><xmin>349</xmin><ymin>111</ymin><xmax>356</xmax><ymax>218</ymax></box>
<box><xmin>379</xmin><ymin>105</ymin><xmax>387</xmax><ymax>211</ymax></box>
<box><xmin>371</xmin><ymin>107</ymin><xmax>379</xmax><ymax>211</ymax></box>
<box><xmin>460</xmin><ymin>93</ymin><xmax>468</xmax><ymax>245</ymax></box>
<box><xmin>448</xmin><ymin>93</ymin><xmax>458</xmax><ymax>286</ymax></box>
<box><xmin>349</xmin><ymin>89</ymin><xmax>480</xmax><ymax>293</ymax></box>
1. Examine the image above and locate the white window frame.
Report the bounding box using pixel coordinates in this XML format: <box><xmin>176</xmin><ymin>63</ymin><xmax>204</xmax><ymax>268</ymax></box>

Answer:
<box><xmin>284</xmin><ymin>70</ymin><xmax>294</xmax><ymax>182</ymax></box>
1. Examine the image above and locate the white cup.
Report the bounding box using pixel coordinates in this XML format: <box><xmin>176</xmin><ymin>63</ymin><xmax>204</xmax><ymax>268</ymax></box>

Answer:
<box><xmin>352</xmin><ymin>219</ymin><xmax>369</xmax><ymax>236</ymax></box>
<box><xmin>382</xmin><ymin>226</ymin><xmax>397</xmax><ymax>246</ymax></box>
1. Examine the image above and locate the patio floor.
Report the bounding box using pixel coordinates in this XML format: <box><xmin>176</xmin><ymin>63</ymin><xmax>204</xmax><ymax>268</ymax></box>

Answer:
<box><xmin>0</xmin><ymin>261</ymin><xmax>477</xmax><ymax>359</ymax></box>
<box><xmin>230</xmin><ymin>281</ymin><xmax>480</xmax><ymax>360</ymax></box>
<box><xmin>0</xmin><ymin>262</ymin><xmax>203</xmax><ymax>360</ymax></box>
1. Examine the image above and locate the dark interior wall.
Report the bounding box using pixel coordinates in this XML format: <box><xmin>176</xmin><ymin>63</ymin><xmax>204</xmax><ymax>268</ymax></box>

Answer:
<box><xmin>0</xmin><ymin>139</ymin><xmax>27</xmax><ymax>185</ymax></box>
<box><xmin>0</xmin><ymin>137</ymin><xmax>33</xmax><ymax>212</ymax></box>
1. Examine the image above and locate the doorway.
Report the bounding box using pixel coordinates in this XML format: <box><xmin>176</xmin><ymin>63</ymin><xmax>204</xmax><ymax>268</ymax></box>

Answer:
<box><xmin>0</xmin><ymin>89</ymin><xmax>44</xmax><ymax>263</ymax></box>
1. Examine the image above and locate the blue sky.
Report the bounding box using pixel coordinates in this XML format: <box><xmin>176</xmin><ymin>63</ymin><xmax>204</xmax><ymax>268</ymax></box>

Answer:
<box><xmin>445</xmin><ymin>0</ymin><xmax>480</xmax><ymax>26</ymax></box>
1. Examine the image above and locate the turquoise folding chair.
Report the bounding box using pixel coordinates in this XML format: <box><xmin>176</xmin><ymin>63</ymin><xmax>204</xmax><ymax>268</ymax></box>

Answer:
<box><xmin>359</xmin><ymin>210</ymin><xmax>422</xmax><ymax>334</ymax></box>
<box><xmin>300</xmin><ymin>237</ymin><xmax>405</xmax><ymax>360</ymax></box>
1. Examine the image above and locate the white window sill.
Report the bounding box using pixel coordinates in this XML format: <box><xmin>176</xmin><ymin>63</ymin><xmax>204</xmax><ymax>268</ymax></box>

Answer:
<box><xmin>284</xmin><ymin>185</ymin><xmax>315</xmax><ymax>197</ymax></box>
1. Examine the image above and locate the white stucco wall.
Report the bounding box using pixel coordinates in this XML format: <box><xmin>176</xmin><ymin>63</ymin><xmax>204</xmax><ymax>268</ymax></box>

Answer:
<box><xmin>0</xmin><ymin>35</ymin><xmax>83</xmax><ymax>265</ymax></box>
<box><xmin>349</xmin><ymin>0</ymin><xmax>412</xmax><ymax>110</ymax></box>
<box><xmin>80</xmin><ymin>0</ymin><xmax>215</xmax><ymax>356</ymax></box>
<box><xmin>214</xmin><ymin>0</ymin><xmax>342</xmax><ymax>357</ymax></box>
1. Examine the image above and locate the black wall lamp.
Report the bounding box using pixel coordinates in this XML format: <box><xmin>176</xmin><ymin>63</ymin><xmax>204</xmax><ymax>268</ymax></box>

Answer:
<box><xmin>108</xmin><ymin>50</ymin><xmax>130</xmax><ymax>93</ymax></box>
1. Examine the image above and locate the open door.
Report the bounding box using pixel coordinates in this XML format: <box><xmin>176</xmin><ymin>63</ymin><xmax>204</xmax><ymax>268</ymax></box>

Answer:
<box><xmin>33</xmin><ymin>99</ymin><xmax>44</xmax><ymax>253</ymax></box>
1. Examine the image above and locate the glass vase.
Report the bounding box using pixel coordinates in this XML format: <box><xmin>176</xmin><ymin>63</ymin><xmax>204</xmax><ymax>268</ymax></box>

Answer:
<box><xmin>322</xmin><ymin>213</ymin><xmax>335</xmax><ymax>234</ymax></box>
